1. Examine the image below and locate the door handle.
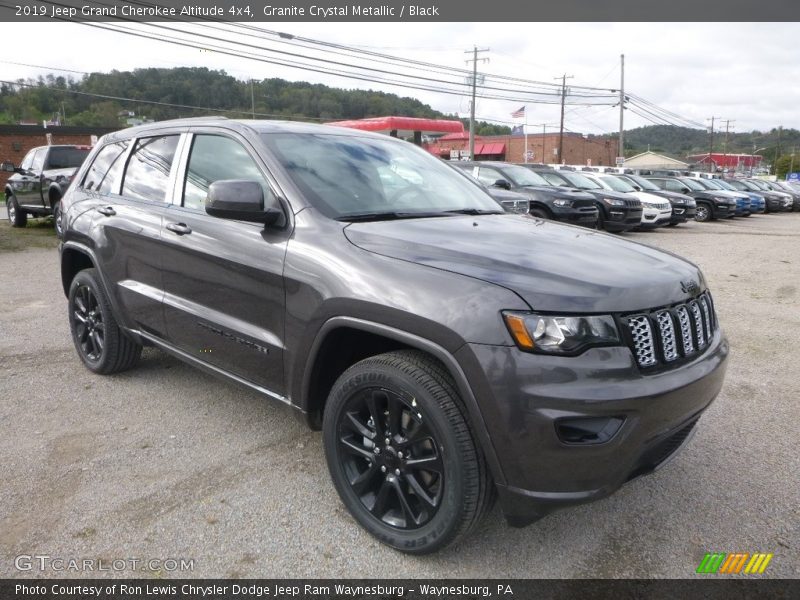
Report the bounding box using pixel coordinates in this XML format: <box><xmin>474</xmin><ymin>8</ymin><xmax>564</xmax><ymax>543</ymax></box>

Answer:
<box><xmin>166</xmin><ymin>222</ymin><xmax>192</xmax><ymax>235</ymax></box>
<box><xmin>97</xmin><ymin>206</ymin><xmax>116</xmax><ymax>216</ymax></box>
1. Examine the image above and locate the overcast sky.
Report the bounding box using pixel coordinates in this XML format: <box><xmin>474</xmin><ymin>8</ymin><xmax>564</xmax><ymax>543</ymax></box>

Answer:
<box><xmin>3</xmin><ymin>22</ymin><xmax>799</xmax><ymax>135</ymax></box>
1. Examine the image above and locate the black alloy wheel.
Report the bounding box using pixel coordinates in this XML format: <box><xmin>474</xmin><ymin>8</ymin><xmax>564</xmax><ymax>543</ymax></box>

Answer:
<box><xmin>337</xmin><ymin>386</ymin><xmax>444</xmax><ymax>530</ymax></box>
<box><xmin>68</xmin><ymin>269</ymin><xmax>142</xmax><ymax>374</ymax></box>
<box><xmin>323</xmin><ymin>350</ymin><xmax>494</xmax><ymax>554</ymax></box>
<box><xmin>72</xmin><ymin>284</ymin><xmax>105</xmax><ymax>362</ymax></box>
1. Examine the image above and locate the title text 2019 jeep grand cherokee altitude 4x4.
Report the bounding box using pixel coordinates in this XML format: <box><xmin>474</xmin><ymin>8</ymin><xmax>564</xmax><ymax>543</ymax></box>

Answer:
<box><xmin>59</xmin><ymin>118</ymin><xmax>728</xmax><ymax>554</ymax></box>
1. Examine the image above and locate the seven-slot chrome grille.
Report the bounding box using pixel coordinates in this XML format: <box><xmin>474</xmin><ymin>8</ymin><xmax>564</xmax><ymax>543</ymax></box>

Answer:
<box><xmin>623</xmin><ymin>292</ymin><xmax>717</xmax><ymax>369</ymax></box>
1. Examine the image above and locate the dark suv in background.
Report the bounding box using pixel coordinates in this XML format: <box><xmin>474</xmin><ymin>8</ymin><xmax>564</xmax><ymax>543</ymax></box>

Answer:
<box><xmin>531</xmin><ymin>167</ymin><xmax>643</xmax><ymax>233</ymax></box>
<box><xmin>646</xmin><ymin>176</ymin><xmax>735</xmax><ymax>222</ymax></box>
<box><xmin>59</xmin><ymin>118</ymin><xmax>728</xmax><ymax>554</ymax></box>
<box><xmin>452</xmin><ymin>161</ymin><xmax>598</xmax><ymax>226</ymax></box>
<box><xmin>3</xmin><ymin>144</ymin><xmax>91</xmax><ymax>235</ymax></box>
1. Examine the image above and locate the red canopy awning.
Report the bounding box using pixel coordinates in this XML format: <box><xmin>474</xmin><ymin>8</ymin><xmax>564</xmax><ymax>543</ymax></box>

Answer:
<box><xmin>476</xmin><ymin>143</ymin><xmax>505</xmax><ymax>155</ymax></box>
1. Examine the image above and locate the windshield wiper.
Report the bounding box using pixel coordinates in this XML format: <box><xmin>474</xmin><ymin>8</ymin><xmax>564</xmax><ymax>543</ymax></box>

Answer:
<box><xmin>444</xmin><ymin>208</ymin><xmax>504</xmax><ymax>215</ymax></box>
<box><xmin>336</xmin><ymin>211</ymin><xmax>460</xmax><ymax>222</ymax></box>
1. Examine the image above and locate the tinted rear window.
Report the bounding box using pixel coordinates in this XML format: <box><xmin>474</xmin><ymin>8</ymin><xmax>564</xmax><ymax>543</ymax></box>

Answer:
<box><xmin>46</xmin><ymin>147</ymin><xmax>90</xmax><ymax>170</ymax></box>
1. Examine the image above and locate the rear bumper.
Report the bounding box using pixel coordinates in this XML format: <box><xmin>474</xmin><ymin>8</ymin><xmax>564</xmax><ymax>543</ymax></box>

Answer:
<box><xmin>456</xmin><ymin>328</ymin><xmax>729</xmax><ymax>526</ymax></box>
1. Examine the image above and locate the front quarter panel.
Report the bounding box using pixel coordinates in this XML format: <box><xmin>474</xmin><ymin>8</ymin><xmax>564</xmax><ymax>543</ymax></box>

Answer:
<box><xmin>283</xmin><ymin>209</ymin><xmax>529</xmax><ymax>404</ymax></box>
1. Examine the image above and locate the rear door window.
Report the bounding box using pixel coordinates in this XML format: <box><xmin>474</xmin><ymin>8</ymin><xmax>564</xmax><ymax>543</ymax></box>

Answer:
<box><xmin>82</xmin><ymin>141</ymin><xmax>129</xmax><ymax>193</ymax></box>
<box><xmin>122</xmin><ymin>135</ymin><xmax>180</xmax><ymax>203</ymax></box>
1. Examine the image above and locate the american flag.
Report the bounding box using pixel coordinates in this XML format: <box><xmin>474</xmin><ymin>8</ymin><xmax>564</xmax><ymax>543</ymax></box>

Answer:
<box><xmin>511</xmin><ymin>106</ymin><xmax>525</xmax><ymax>118</ymax></box>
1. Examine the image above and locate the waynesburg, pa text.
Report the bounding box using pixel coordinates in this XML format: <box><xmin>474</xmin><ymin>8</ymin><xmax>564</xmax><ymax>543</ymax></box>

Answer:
<box><xmin>15</xmin><ymin>583</ymin><xmax>513</xmax><ymax>598</ymax></box>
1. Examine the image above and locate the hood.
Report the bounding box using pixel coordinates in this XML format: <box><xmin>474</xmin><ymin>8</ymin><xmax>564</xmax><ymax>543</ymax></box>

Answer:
<box><xmin>344</xmin><ymin>214</ymin><xmax>704</xmax><ymax>313</ymax></box>
<box><xmin>631</xmin><ymin>191</ymin><xmax>671</xmax><ymax>207</ymax></box>
<box><xmin>648</xmin><ymin>189</ymin><xmax>692</xmax><ymax>203</ymax></box>
<box><xmin>711</xmin><ymin>190</ymin><xmax>749</xmax><ymax>200</ymax></box>
<box><xmin>517</xmin><ymin>185</ymin><xmax>595</xmax><ymax>202</ymax></box>
<box><xmin>577</xmin><ymin>188</ymin><xmax>634</xmax><ymax>201</ymax></box>
<box><xmin>487</xmin><ymin>188</ymin><xmax>530</xmax><ymax>202</ymax></box>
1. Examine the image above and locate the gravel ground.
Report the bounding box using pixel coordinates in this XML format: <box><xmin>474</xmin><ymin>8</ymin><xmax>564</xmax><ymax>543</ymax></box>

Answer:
<box><xmin>0</xmin><ymin>212</ymin><xmax>798</xmax><ymax>579</ymax></box>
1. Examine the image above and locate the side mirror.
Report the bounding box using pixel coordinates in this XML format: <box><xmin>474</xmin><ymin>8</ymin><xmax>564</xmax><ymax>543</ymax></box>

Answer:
<box><xmin>632</xmin><ymin>185</ymin><xmax>642</xmax><ymax>191</ymax></box>
<box><xmin>681</xmin><ymin>187</ymin><xmax>690</xmax><ymax>194</ymax></box>
<box><xmin>1</xmin><ymin>161</ymin><xmax>16</xmax><ymax>173</ymax></box>
<box><xmin>205</xmin><ymin>180</ymin><xmax>284</xmax><ymax>226</ymax></box>
<box><xmin>493</xmin><ymin>179</ymin><xmax>512</xmax><ymax>190</ymax></box>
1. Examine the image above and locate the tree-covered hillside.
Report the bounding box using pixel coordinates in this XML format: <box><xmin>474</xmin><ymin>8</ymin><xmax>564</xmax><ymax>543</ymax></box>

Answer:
<box><xmin>624</xmin><ymin>124</ymin><xmax>800</xmax><ymax>163</ymax></box>
<box><xmin>0</xmin><ymin>67</ymin><xmax>509</xmax><ymax>135</ymax></box>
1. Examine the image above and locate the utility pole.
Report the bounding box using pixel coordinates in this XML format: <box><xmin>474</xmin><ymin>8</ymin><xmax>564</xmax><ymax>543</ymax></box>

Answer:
<box><xmin>720</xmin><ymin>119</ymin><xmax>735</xmax><ymax>170</ymax></box>
<box><xmin>618</xmin><ymin>54</ymin><xmax>625</xmax><ymax>162</ymax></box>
<box><xmin>773</xmin><ymin>126</ymin><xmax>783</xmax><ymax>175</ymax></box>
<box><xmin>250</xmin><ymin>79</ymin><xmax>256</xmax><ymax>119</ymax></box>
<box><xmin>707</xmin><ymin>117</ymin><xmax>720</xmax><ymax>173</ymax></box>
<box><xmin>465</xmin><ymin>46</ymin><xmax>489</xmax><ymax>160</ymax></box>
<box><xmin>555</xmin><ymin>73</ymin><xmax>573</xmax><ymax>164</ymax></box>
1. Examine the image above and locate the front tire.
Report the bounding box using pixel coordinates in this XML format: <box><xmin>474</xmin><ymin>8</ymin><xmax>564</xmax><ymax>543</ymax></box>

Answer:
<box><xmin>323</xmin><ymin>350</ymin><xmax>493</xmax><ymax>554</ymax></box>
<box><xmin>7</xmin><ymin>195</ymin><xmax>27</xmax><ymax>228</ymax></box>
<box><xmin>53</xmin><ymin>200</ymin><xmax>64</xmax><ymax>237</ymax></box>
<box><xmin>695</xmin><ymin>203</ymin><xmax>711</xmax><ymax>222</ymax></box>
<box><xmin>68</xmin><ymin>268</ymin><xmax>142</xmax><ymax>374</ymax></box>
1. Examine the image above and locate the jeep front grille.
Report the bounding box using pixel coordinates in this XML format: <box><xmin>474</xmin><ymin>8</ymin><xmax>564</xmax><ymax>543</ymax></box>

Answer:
<box><xmin>623</xmin><ymin>292</ymin><xmax>718</xmax><ymax>369</ymax></box>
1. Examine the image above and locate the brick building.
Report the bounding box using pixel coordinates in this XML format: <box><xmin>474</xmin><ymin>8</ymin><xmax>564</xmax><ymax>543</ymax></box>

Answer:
<box><xmin>426</xmin><ymin>131</ymin><xmax>617</xmax><ymax>166</ymax></box>
<box><xmin>0</xmin><ymin>125</ymin><xmax>118</xmax><ymax>188</ymax></box>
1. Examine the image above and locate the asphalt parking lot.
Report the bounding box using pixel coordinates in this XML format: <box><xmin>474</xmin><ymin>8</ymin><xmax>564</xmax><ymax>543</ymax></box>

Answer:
<box><xmin>0</xmin><ymin>211</ymin><xmax>798</xmax><ymax>579</ymax></box>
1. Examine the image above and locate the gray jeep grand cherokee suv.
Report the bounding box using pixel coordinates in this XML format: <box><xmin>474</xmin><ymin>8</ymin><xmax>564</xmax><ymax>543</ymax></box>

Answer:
<box><xmin>59</xmin><ymin>118</ymin><xmax>729</xmax><ymax>554</ymax></box>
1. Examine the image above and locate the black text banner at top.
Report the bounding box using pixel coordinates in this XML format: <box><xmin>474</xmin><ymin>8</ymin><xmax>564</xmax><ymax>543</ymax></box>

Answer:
<box><xmin>1</xmin><ymin>0</ymin><xmax>800</xmax><ymax>22</ymax></box>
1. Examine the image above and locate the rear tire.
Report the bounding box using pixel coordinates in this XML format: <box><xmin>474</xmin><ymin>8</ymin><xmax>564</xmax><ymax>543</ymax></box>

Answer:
<box><xmin>323</xmin><ymin>350</ymin><xmax>493</xmax><ymax>554</ymax></box>
<box><xmin>7</xmin><ymin>195</ymin><xmax>27</xmax><ymax>228</ymax></box>
<box><xmin>68</xmin><ymin>268</ymin><xmax>142</xmax><ymax>374</ymax></box>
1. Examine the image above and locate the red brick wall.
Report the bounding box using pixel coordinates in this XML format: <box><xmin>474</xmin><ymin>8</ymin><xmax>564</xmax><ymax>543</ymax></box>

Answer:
<box><xmin>1</xmin><ymin>132</ymin><xmax>102</xmax><ymax>189</ymax></box>
<box><xmin>429</xmin><ymin>133</ymin><xmax>617</xmax><ymax>166</ymax></box>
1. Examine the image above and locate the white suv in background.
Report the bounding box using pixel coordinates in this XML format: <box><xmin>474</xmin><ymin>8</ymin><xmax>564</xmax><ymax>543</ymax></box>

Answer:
<box><xmin>582</xmin><ymin>173</ymin><xmax>672</xmax><ymax>229</ymax></box>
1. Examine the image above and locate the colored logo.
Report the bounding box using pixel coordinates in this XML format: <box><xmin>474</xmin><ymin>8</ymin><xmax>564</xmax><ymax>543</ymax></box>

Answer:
<box><xmin>696</xmin><ymin>552</ymin><xmax>773</xmax><ymax>574</ymax></box>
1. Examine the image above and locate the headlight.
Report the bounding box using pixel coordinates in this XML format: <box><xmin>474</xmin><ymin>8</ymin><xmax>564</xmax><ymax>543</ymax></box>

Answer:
<box><xmin>553</xmin><ymin>198</ymin><xmax>572</xmax><ymax>207</ymax></box>
<box><xmin>713</xmin><ymin>196</ymin><xmax>727</xmax><ymax>202</ymax></box>
<box><xmin>604</xmin><ymin>197</ymin><xmax>625</xmax><ymax>206</ymax></box>
<box><xmin>503</xmin><ymin>312</ymin><xmax>621</xmax><ymax>355</ymax></box>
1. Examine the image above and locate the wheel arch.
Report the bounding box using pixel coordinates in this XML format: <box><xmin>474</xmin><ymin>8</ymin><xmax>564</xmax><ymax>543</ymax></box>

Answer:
<box><xmin>48</xmin><ymin>183</ymin><xmax>63</xmax><ymax>208</ymax></box>
<box><xmin>300</xmin><ymin>317</ymin><xmax>506</xmax><ymax>485</ymax></box>
<box><xmin>60</xmin><ymin>244</ymin><xmax>97</xmax><ymax>298</ymax></box>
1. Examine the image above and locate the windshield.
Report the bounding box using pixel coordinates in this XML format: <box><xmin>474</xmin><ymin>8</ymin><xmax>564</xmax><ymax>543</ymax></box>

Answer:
<box><xmin>555</xmin><ymin>171</ymin><xmax>603</xmax><ymax>190</ymax></box>
<box><xmin>259</xmin><ymin>133</ymin><xmax>502</xmax><ymax>219</ymax></box>
<box><xmin>500</xmin><ymin>164</ymin><xmax>549</xmax><ymax>187</ymax></box>
<box><xmin>46</xmin><ymin>147</ymin><xmax>90</xmax><ymax>170</ymax></box>
<box><xmin>714</xmin><ymin>179</ymin><xmax>736</xmax><ymax>191</ymax></box>
<box><xmin>625</xmin><ymin>174</ymin><xmax>660</xmax><ymax>191</ymax></box>
<box><xmin>679</xmin><ymin>178</ymin><xmax>706</xmax><ymax>191</ymax></box>
<box><xmin>598</xmin><ymin>175</ymin><xmax>635</xmax><ymax>193</ymax></box>
<box><xmin>699</xmin><ymin>179</ymin><xmax>724</xmax><ymax>190</ymax></box>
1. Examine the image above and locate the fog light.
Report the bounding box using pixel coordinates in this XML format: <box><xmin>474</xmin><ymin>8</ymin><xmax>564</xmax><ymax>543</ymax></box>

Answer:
<box><xmin>556</xmin><ymin>417</ymin><xmax>624</xmax><ymax>445</ymax></box>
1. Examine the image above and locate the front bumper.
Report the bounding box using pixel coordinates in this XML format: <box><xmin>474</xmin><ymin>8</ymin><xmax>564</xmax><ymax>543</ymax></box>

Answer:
<box><xmin>455</xmin><ymin>328</ymin><xmax>729</xmax><ymax>526</ymax></box>
<box><xmin>552</xmin><ymin>205</ymin><xmax>599</xmax><ymax>227</ymax></box>
<box><xmin>669</xmin><ymin>204</ymin><xmax>695</xmax><ymax>223</ymax></box>
<box><xmin>603</xmin><ymin>205</ymin><xmax>643</xmax><ymax>232</ymax></box>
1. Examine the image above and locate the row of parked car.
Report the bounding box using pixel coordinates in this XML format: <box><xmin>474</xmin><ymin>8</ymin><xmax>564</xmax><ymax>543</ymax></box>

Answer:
<box><xmin>451</xmin><ymin>160</ymin><xmax>800</xmax><ymax>234</ymax></box>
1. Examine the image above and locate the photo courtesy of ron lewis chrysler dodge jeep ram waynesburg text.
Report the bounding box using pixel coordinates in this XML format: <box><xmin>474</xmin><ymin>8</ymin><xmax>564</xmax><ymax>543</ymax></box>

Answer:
<box><xmin>57</xmin><ymin>117</ymin><xmax>728</xmax><ymax>554</ymax></box>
